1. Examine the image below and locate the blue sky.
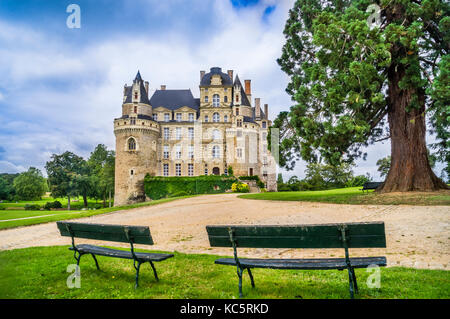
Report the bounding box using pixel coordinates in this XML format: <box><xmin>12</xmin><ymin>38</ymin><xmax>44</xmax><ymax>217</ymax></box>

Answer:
<box><xmin>0</xmin><ymin>0</ymin><xmax>442</xmax><ymax>180</ymax></box>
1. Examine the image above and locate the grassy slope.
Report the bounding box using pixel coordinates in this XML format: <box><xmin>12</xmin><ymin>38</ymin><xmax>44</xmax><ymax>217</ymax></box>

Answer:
<box><xmin>0</xmin><ymin>246</ymin><xmax>448</xmax><ymax>299</ymax></box>
<box><xmin>239</xmin><ymin>187</ymin><xmax>450</xmax><ymax>206</ymax></box>
<box><xmin>0</xmin><ymin>196</ymin><xmax>195</xmax><ymax>230</ymax></box>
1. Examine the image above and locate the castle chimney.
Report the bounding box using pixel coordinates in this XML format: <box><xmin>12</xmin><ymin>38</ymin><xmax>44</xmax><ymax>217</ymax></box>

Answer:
<box><xmin>264</xmin><ymin>104</ymin><xmax>268</xmax><ymax>120</ymax></box>
<box><xmin>200</xmin><ymin>70</ymin><xmax>205</xmax><ymax>81</ymax></box>
<box><xmin>244</xmin><ymin>80</ymin><xmax>251</xmax><ymax>95</ymax></box>
<box><xmin>255</xmin><ymin>98</ymin><xmax>261</xmax><ymax>119</ymax></box>
<box><xmin>227</xmin><ymin>70</ymin><xmax>234</xmax><ymax>81</ymax></box>
<box><xmin>160</xmin><ymin>85</ymin><xmax>166</xmax><ymax>90</ymax></box>
<box><xmin>145</xmin><ymin>81</ymin><xmax>149</xmax><ymax>94</ymax></box>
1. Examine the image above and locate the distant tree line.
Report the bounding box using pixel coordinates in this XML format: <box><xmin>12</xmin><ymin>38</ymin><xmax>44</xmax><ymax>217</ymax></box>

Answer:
<box><xmin>0</xmin><ymin>144</ymin><xmax>115</xmax><ymax>209</ymax></box>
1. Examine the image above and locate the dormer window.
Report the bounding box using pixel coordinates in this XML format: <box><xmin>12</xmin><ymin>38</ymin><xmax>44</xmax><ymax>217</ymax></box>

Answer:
<box><xmin>176</xmin><ymin>113</ymin><xmax>182</xmax><ymax>122</ymax></box>
<box><xmin>134</xmin><ymin>92</ymin><xmax>138</xmax><ymax>100</ymax></box>
<box><xmin>236</xmin><ymin>95</ymin><xmax>239</xmax><ymax>102</ymax></box>
<box><xmin>134</xmin><ymin>106</ymin><xmax>137</xmax><ymax>113</ymax></box>
<box><xmin>236</xmin><ymin>108</ymin><xmax>240</xmax><ymax>116</ymax></box>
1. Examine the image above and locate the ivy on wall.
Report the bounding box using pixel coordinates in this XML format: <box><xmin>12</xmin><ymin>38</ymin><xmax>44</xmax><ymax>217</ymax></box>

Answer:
<box><xmin>144</xmin><ymin>175</ymin><xmax>238</xmax><ymax>200</ymax></box>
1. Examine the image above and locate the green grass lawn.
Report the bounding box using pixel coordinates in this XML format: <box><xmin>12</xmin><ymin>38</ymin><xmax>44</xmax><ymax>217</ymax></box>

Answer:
<box><xmin>0</xmin><ymin>246</ymin><xmax>448</xmax><ymax>299</ymax></box>
<box><xmin>0</xmin><ymin>195</ymin><xmax>108</xmax><ymax>210</ymax></box>
<box><xmin>239</xmin><ymin>187</ymin><xmax>450</xmax><ymax>206</ymax></box>
<box><xmin>0</xmin><ymin>196</ymin><xmax>195</xmax><ymax>230</ymax></box>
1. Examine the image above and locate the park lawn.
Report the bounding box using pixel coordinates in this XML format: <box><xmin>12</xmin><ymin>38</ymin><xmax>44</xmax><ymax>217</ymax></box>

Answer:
<box><xmin>239</xmin><ymin>187</ymin><xmax>450</xmax><ymax>206</ymax></box>
<box><xmin>0</xmin><ymin>196</ymin><xmax>108</xmax><ymax>210</ymax></box>
<box><xmin>0</xmin><ymin>245</ymin><xmax>448</xmax><ymax>299</ymax></box>
<box><xmin>0</xmin><ymin>196</ymin><xmax>195</xmax><ymax>230</ymax></box>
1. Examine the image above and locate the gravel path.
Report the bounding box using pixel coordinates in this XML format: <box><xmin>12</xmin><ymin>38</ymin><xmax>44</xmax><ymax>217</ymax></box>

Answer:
<box><xmin>1</xmin><ymin>194</ymin><xmax>448</xmax><ymax>270</ymax></box>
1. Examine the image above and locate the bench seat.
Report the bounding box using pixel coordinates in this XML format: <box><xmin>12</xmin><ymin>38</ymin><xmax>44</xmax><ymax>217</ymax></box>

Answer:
<box><xmin>215</xmin><ymin>256</ymin><xmax>387</xmax><ymax>270</ymax></box>
<box><xmin>70</xmin><ymin>244</ymin><xmax>174</xmax><ymax>262</ymax></box>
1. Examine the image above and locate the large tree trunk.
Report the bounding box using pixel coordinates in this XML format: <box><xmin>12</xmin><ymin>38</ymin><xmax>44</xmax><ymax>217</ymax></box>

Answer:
<box><xmin>379</xmin><ymin>49</ymin><xmax>447</xmax><ymax>192</ymax></box>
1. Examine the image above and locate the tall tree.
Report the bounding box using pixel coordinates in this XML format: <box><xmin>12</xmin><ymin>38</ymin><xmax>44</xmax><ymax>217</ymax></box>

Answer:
<box><xmin>12</xmin><ymin>167</ymin><xmax>47</xmax><ymax>200</ymax></box>
<box><xmin>88</xmin><ymin>144</ymin><xmax>115</xmax><ymax>207</ymax></box>
<box><xmin>276</xmin><ymin>0</ymin><xmax>449</xmax><ymax>192</ymax></box>
<box><xmin>45</xmin><ymin>151</ymin><xmax>87</xmax><ymax>209</ymax></box>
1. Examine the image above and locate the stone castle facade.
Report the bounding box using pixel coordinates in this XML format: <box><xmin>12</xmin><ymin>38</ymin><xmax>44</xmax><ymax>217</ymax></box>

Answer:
<box><xmin>114</xmin><ymin>67</ymin><xmax>277</xmax><ymax>206</ymax></box>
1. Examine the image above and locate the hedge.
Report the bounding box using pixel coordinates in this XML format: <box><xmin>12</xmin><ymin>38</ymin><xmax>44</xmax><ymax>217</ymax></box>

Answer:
<box><xmin>144</xmin><ymin>175</ymin><xmax>238</xmax><ymax>200</ymax></box>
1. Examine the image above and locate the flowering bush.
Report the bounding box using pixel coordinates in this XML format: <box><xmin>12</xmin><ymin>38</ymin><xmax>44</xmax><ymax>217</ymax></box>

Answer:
<box><xmin>231</xmin><ymin>182</ymin><xmax>250</xmax><ymax>193</ymax></box>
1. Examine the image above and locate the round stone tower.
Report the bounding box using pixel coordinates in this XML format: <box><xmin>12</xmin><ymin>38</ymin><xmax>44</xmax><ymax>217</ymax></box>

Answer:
<box><xmin>113</xmin><ymin>71</ymin><xmax>159</xmax><ymax>206</ymax></box>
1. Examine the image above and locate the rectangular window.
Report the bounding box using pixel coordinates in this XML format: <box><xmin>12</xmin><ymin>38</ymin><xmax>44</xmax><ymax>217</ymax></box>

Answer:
<box><xmin>176</xmin><ymin>113</ymin><xmax>182</xmax><ymax>122</ymax></box>
<box><xmin>176</xmin><ymin>145</ymin><xmax>181</xmax><ymax>159</ymax></box>
<box><xmin>236</xmin><ymin>148</ymin><xmax>242</xmax><ymax>158</ymax></box>
<box><xmin>176</xmin><ymin>127</ymin><xmax>182</xmax><ymax>140</ymax></box>
<box><xmin>189</xmin><ymin>113</ymin><xmax>194</xmax><ymax>122</ymax></box>
<box><xmin>188</xmin><ymin>127</ymin><xmax>194</xmax><ymax>139</ymax></box>
<box><xmin>130</xmin><ymin>117</ymin><xmax>136</xmax><ymax>125</ymax></box>
<box><xmin>163</xmin><ymin>127</ymin><xmax>170</xmax><ymax>140</ymax></box>
<box><xmin>164</xmin><ymin>113</ymin><xmax>170</xmax><ymax>122</ymax></box>
<box><xmin>153</xmin><ymin>113</ymin><xmax>158</xmax><ymax>121</ymax></box>
<box><xmin>237</xmin><ymin>119</ymin><xmax>242</xmax><ymax>127</ymax></box>
<box><xmin>188</xmin><ymin>164</ymin><xmax>194</xmax><ymax>176</ymax></box>
<box><xmin>176</xmin><ymin>163</ymin><xmax>181</xmax><ymax>176</ymax></box>
<box><xmin>204</xmin><ymin>115</ymin><xmax>209</xmax><ymax>122</ymax></box>
<box><xmin>204</xmin><ymin>167</ymin><xmax>208</xmax><ymax>175</ymax></box>
<box><xmin>163</xmin><ymin>145</ymin><xmax>169</xmax><ymax>159</ymax></box>
<box><xmin>188</xmin><ymin>145</ymin><xmax>194</xmax><ymax>159</ymax></box>
<box><xmin>163</xmin><ymin>164</ymin><xmax>169</xmax><ymax>176</ymax></box>
<box><xmin>236</xmin><ymin>108</ymin><xmax>239</xmax><ymax>115</ymax></box>
<box><xmin>262</xmin><ymin>121</ymin><xmax>267</xmax><ymax>128</ymax></box>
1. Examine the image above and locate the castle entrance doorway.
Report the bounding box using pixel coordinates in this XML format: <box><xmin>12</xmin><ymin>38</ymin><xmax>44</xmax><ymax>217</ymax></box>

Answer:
<box><xmin>212</xmin><ymin>167</ymin><xmax>220</xmax><ymax>175</ymax></box>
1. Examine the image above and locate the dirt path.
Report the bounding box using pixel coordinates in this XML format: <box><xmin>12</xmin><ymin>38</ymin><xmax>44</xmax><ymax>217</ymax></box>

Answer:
<box><xmin>0</xmin><ymin>194</ymin><xmax>448</xmax><ymax>270</ymax></box>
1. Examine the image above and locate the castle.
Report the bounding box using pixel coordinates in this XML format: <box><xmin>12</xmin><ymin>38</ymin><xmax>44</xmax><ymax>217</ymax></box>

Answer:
<box><xmin>113</xmin><ymin>67</ymin><xmax>277</xmax><ymax>206</ymax></box>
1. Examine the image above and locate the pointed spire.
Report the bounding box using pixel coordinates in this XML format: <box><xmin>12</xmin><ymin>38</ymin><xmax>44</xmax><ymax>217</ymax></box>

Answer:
<box><xmin>234</xmin><ymin>74</ymin><xmax>242</xmax><ymax>87</ymax></box>
<box><xmin>134</xmin><ymin>70</ymin><xmax>142</xmax><ymax>82</ymax></box>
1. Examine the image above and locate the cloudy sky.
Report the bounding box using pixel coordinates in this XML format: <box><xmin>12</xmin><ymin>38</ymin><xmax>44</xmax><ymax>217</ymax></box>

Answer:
<box><xmin>0</xmin><ymin>0</ymin><xmax>442</xmax><ymax>180</ymax></box>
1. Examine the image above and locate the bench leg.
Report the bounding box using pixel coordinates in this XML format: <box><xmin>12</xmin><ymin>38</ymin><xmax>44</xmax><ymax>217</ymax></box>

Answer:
<box><xmin>91</xmin><ymin>254</ymin><xmax>100</xmax><ymax>271</ymax></box>
<box><xmin>236</xmin><ymin>267</ymin><xmax>244</xmax><ymax>298</ymax></box>
<box><xmin>347</xmin><ymin>268</ymin><xmax>355</xmax><ymax>299</ymax></box>
<box><xmin>149</xmin><ymin>261</ymin><xmax>159</xmax><ymax>282</ymax></box>
<box><xmin>134</xmin><ymin>261</ymin><xmax>142</xmax><ymax>289</ymax></box>
<box><xmin>351</xmin><ymin>268</ymin><xmax>358</xmax><ymax>294</ymax></box>
<box><xmin>247</xmin><ymin>268</ymin><xmax>255</xmax><ymax>288</ymax></box>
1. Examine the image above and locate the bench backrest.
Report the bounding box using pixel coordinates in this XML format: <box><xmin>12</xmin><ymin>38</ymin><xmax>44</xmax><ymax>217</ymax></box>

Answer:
<box><xmin>57</xmin><ymin>221</ymin><xmax>154</xmax><ymax>245</ymax></box>
<box><xmin>206</xmin><ymin>222</ymin><xmax>386</xmax><ymax>249</ymax></box>
<box><xmin>363</xmin><ymin>182</ymin><xmax>383</xmax><ymax>189</ymax></box>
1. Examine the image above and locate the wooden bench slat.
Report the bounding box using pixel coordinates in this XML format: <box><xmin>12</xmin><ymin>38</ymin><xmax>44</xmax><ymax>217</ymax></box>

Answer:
<box><xmin>206</xmin><ymin>222</ymin><xmax>386</xmax><ymax>249</ymax></box>
<box><xmin>57</xmin><ymin>221</ymin><xmax>154</xmax><ymax>245</ymax></box>
<box><xmin>70</xmin><ymin>244</ymin><xmax>173</xmax><ymax>262</ymax></box>
<box><xmin>214</xmin><ymin>256</ymin><xmax>387</xmax><ymax>270</ymax></box>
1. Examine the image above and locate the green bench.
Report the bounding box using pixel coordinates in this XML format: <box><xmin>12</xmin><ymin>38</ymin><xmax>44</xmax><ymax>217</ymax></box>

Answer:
<box><xmin>206</xmin><ymin>221</ymin><xmax>387</xmax><ymax>298</ymax></box>
<box><xmin>360</xmin><ymin>182</ymin><xmax>384</xmax><ymax>192</ymax></box>
<box><xmin>56</xmin><ymin>221</ymin><xmax>173</xmax><ymax>288</ymax></box>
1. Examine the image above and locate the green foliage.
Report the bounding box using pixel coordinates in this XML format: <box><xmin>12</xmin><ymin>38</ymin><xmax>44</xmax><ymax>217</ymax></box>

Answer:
<box><xmin>275</xmin><ymin>0</ymin><xmax>450</xmax><ymax>170</ymax></box>
<box><xmin>13</xmin><ymin>167</ymin><xmax>47</xmax><ymax>200</ymax></box>
<box><xmin>345</xmin><ymin>174</ymin><xmax>372</xmax><ymax>187</ymax></box>
<box><xmin>169</xmin><ymin>191</ymin><xmax>189</xmax><ymax>197</ymax></box>
<box><xmin>144</xmin><ymin>175</ymin><xmax>237</xmax><ymax>200</ymax></box>
<box><xmin>44</xmin><ymin>201</ymin><xmax>63</xmax><ymax>210</ymax></box>
<box><xmin>227</xmin><ymin>166</ymin><xmax>234</xmax><ymax>176</ymax></box>
<box><xmin>0</xmin><ymin>176</ymin><xmax>15</xmax><ymax>201</ymax></box>
<box><xmin>24</xmin><ymin>204</ymin><xmax>41</xmax><ymax>211</ymax></box>
<box><xmin>87</xmin><ymin>144</ymin><xmax>115</xmax><ymax>206</ymax></box>
<box><xmin>232</xmin><ymin>182</ymin><xmax>250</xmax><ymax>193</ymax></box>
<box><xmin>376</xmin><ymin>156</ymin><xmax>391</xmax><ymax>179</ymax></box>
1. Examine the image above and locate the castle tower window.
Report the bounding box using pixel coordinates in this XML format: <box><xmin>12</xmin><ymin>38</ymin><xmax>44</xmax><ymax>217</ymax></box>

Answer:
<box><xmin>212</xmin><ymin>94</ymin><xmax>220</xmax><ymax>107</ymax></box>
<box><xmin>236</xmin><ymin>95</ymin><xmax>239</xmax><ymax>103</ymax></box>
<box><xmin>262</xmin><ymin>121</ymin><xmax>267</xmax><ymax>128</ymax></box>
<box><xmin>153</xmin><ymin>113</ymin><xmax>158</xmax><ymax>121</ymax></box>
<box><xmin>212</xmin><ymin>146</ymin><xmax>220</xmax><ymax>158</ymax></box>
<box><xmin>134</xmin><ymin>106</ymin><xmax>137</xmax><ymax>113</ymax></box>
<box><xmin>164</xmin><ymin>113</ymin><xmax>170</xmax><ymax>122</ymax></box>
<box><xmin>204</xmin><ymin>115</ymin><xmax>209</xmax><ymax>122</ymax></box>
<box><xmin>205</xmin><ymin>96</ymin><xmax>209</xmax><ymax>103</ymax></box>
<box><xmin>224</xmin><ymin>115</ymin><xmax>228</xmax><ymax>122</ymax></box>
<box><xmin>176</xmin><ymin>113</ymin><xmax>182</xmax><ymax>122</ymax></box>
<box><xmin>224</xmin><ymin>96</ymin><xmax>228</xmax><ymax>103</ymax></box>
<box><xmin>189</xmin><ymin>113</ymin><xmax>194</xmax><ymax>122</ymax></box>
<box><xmin>163</xmin><ymin>145</ymin><xmax>169</xmax><ymax>159</ymax></box>
<box><xmin>213</xmin><ymin>112</ymin><xmax>220</xmax><ymax>122</ymax></box>
<box><xmin>163</xmin><ymin>127</ymin><xmax>170</xmax><ymax>140</ymax></box>
<box><xmin>212</xmin><ymin>129</ymin><xmax>221</xmax><ymax>140</ymax></box>
<box><xmin>236</xmin><ymin>148</ymin><xmax>242</xmax><ymax>158</ymax></box>
<box><xmin>130</xmin><ymin>117</ymin><xmax>136</xmax><ymax>125</ymax></box>
<box><xmin>163</xmin><ymin>164</ymin><xmax>169</xmax><ymax>176</ymax></box>
<box><xmin>175</xmin><ymin>163</ymin><xmax>181</xmax><ymax>176</ymax></box>
<box><xmin>188</xmin><ymin>163</ymin><xmax>194</xmax><ymax>176</ymax></box>
<box><xmin>134</xmin><ymin>92</ymin><xmax>138</xmax><ymax>100</ymax></box>
<box><xmin>128</xmin><ymin>138</ymin><xmax>136</xmax><ymax>151</ymax></box>
<box><xmin>237</xmin><ymin>119</ymin><xmax>242</xmax><ymax>127</ymax></box>
<box><xmin>236</xmin><ymin>108</ymin><xmax>239</xmax><ymax>116</ymax></box>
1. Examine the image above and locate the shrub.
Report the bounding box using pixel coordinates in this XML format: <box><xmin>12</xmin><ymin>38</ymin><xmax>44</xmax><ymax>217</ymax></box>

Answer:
<box><xmin>24</xmin><ymin>204</ymin><xmax>41</xmax><ymax>211</ymax></box>
<box><xmin>232</xmin><ymin>182</ymin><xmax>250</xmax><ymax>193</ymax></box>
<box><xmin>44</xmin><ymin>200</ymin><xmax>63</xmax><ymax>210</ymax></box>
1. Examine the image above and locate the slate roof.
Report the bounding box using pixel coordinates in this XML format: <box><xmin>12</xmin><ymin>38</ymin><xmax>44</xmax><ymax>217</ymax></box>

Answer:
<box><xmin>233</xmin><ymin>74</ymin><xmax>251</xmax><ymax>107</ymax></box>
<box><xmin>123</xmin><ymin>71</ymin><xmax>150</xmax><ymax>104</ymax></box>
<box><xmin>200</xmin><ymin>67</ymin><xmax>233</xmax><ymax>86</ymax></box>
<box><xmin>149</xmin><ymin>89</ymin><xmax>200</xmax><ymax>111</ymax></box>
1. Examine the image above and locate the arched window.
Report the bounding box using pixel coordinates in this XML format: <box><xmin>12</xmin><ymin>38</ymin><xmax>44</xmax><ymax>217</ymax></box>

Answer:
<box><xmin>128</xmin><ymin>138</ymin><xmax>136</xmax><ymax>151</ymax></box>
<box><xmin>213</xmin><ymin>112</ymin><xmax>220</xmax><ymax>122</ymax></box>
<box><xmin>212</xmin><ymin>129</ymin><xmax>221</xmax><ymax>140</ymax></box>
<box><xmin>212</xmin><ymin>145</ymin><xmax>220</xmax><ymax>158</ymax></box>
<box><xmin>212</xmin><ymin>94</ymin><xmax>220</xmax><ymax>107</ymax></box>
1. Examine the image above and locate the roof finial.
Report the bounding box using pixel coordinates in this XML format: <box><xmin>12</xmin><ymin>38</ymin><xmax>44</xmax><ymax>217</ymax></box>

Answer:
<box><xmin>134</xmin><ymin>70</ymin><xmax>142</xmax><ymax>82</ymax></box>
